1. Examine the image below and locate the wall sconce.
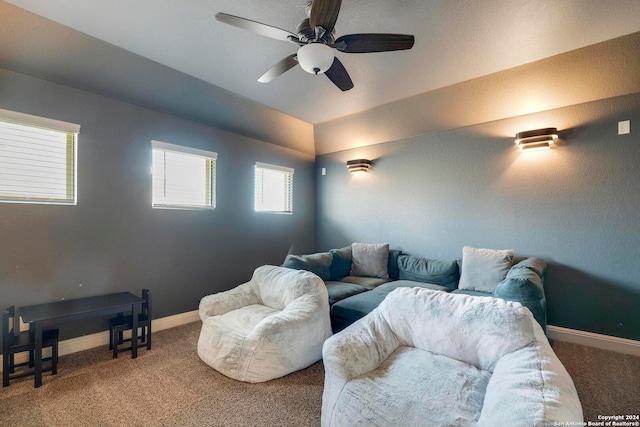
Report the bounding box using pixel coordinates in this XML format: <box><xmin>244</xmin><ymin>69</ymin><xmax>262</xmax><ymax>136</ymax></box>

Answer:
<box><xmin>515</xmin><ymin>128</ymin><xmax>558</xmax><ymax>151</ymax></box>
<box><xmin>347</xmin><ymin>159</ymin><xmax>372</xmax><ymax>173</ymax></box>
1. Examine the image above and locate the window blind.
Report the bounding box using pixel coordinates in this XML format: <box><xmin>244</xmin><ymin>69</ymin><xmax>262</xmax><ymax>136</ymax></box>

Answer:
<box><xmin>151</xmin><ymin>140</ymin><xmax>217</xmax><ymax>210</ymax></box>
<box><xmin>254</xmin><ymin>162</ymin><xmax>294</xmax><ymax>213</ymax></box>
<box><xmin>0</xmin><ymin>110</ymin><xmax>79</xmax><ymax>204</ymax></box>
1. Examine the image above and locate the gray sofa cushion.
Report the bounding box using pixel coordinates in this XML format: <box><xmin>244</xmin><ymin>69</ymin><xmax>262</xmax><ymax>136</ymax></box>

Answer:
<box><xmin>331</xmin><ymin>280</ymin><xmax>448</xmax><ymax>332</ymax></box>
<box><xmin>339</xmin><ymin>276</ymin><xmax>389</xmax><ymax>290</ymax></box>
<box><xmin>329</xmin><ymin>246</ymin><xmax>352</xmax><ymax>280</ymax></box>
<box><xmin>397</xmin><ymin>254</ymin><xmax>459</xmax><ymax>290</ymax></box>
<box><xmin>329</xmin><ymin>246</ymin><xmax>402</xmax><ymax>281</ymax></box>
<box><xmin>350</xmin><ymin>243</ymin><xmax>390</xmax><ymax>279</ymax></box>
<box><xmin>283</xmin><ymin>252</ymin><xmax>333</xmax><ymax>281</ymax></box>
<box><xmin>324</xmin><ymin>281</ymin><xmax>368</xmax><ymax>306</ymax></box>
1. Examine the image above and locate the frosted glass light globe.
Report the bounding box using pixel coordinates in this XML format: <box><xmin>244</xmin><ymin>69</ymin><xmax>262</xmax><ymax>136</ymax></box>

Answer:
<box><xmin>297</xmin><ymin>43</ymin><xmax>334</xmax><ymax>75</ymax></box>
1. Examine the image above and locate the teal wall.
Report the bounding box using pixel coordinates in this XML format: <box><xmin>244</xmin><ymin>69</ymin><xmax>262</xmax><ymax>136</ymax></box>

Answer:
<box><xmin>316</xmin><ymin>93</ymin><xmax>640</xmax><ymax>341</ymax></box>
<box><xmin>2</xmin><ymin>69</ymin><xmax>640</xmax><ymax>345</ymax></box>
<box><xmin>0</xmin><ymin>68</ymin><xmax>315</xmax><ymax>341</ymax></box>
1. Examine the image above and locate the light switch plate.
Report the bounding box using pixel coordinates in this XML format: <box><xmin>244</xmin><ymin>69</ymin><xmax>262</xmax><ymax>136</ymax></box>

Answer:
<box><xmin>321</xmin><ymin>167</ymin><xmax>326</xmax><ymax>176</ymax></box>
<box><xmin>618</xmin><ymin>120</ymin><xmax>630</xmax><ymax>135</ymax></box>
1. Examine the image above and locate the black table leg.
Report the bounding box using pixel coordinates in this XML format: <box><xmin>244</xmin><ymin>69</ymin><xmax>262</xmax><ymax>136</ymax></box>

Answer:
<box><xmin>131</xmin><ymin>303</ymin><xmax>139</xmax><ymax>358</ymax></box>
<box><xmin>34</xmin><ymin>322</ymin><xmax>43</xmax><ymax>388</ymax></box>
<box><xmin>147</xmin><ymin>317</ymin><xmax>152</xmax><ymax>350</ymax></box>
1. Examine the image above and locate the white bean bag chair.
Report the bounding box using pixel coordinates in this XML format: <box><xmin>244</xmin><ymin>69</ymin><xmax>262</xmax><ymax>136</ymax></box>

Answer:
<box><xmin>322</xmin><ymin>287</ymin><xmax>583</xmax><ymax>427</ymax></box>
<box><xmin>198</xmin><ymin>265</ymin><xmax>332</xmax><ymax>383</ymax></box>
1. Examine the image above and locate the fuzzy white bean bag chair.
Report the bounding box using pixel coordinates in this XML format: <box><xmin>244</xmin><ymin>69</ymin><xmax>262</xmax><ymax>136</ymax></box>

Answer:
<box><xmin>198</xmin><ymin>265</ymin><xmax>332</xmax><ymax>383</ymax></box>
<box><xmin>322</xmin><ymin>287</ymin><xmax>583</xmax><ymax>427</ymax></box>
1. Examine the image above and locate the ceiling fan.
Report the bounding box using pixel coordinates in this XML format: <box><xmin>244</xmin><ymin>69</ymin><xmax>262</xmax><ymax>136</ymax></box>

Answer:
<box><xmin>216</xmin><ymin>0</ymin><xmax>415</xmax><ymax>91</ymax></box>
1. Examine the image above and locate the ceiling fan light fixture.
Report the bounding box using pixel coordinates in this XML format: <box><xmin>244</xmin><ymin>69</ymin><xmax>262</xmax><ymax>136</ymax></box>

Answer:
<box><xmin>297</xmin><ymin>43</ymin><xmax>334</xmax><ymax>75</ymax></box>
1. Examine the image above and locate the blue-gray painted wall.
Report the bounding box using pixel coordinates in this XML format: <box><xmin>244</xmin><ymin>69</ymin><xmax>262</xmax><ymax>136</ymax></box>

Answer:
<box><xmin>316</xmin><ymin>93</ymin><xmax>640</xmax><ymax>341</ymax></box>
<box><xmin>2</xmin><ymin>67</ymin><xmax>639</xmax><ymax>345</ymax></box>
<box><xmin>0</xmin><ymin>69</ymin><xmax>315</xmax><ymax>341</ymax></box>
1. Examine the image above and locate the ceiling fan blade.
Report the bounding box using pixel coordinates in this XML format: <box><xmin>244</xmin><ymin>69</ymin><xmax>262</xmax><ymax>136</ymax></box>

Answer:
<box><xmin>258</xmin><ymin>54</ymin><xmax>298</xmax><ymax>83</ymax></box>
<box><xmin>334</xmin><ymin>34</ymin><xmax>415</xmax><ymax>53</ymax></box>
<box><xmin>324</xmin><ymin>57</ymin><xmax>353</xmax><ymax>91</ymax></box>
<box><xmin>216</xmin><ymin>12</ymin><xmax>298</xmax><ymax>43</ymax></box>
<box><xmin>309</xmin><ymin>0</ymin><xmax>342</xmax><ymax>33</ymax></box>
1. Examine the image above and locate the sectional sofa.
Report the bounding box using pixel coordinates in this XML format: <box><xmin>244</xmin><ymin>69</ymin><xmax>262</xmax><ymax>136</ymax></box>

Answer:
<box><xmin>283</xmin><ymin>244</ymin><xmax>547</xmax><ymax>333</ymax></box>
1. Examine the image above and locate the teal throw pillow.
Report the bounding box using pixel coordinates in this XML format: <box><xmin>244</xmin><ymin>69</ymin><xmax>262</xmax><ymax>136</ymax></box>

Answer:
<box><xmin>329</xmin><ymin>246</ymin><xmax>352</xmax><ymax>280</ymax></box>
<box><xmin>397</xmin><ymin>254</ymin><xmax>459</xmax><ymax>290</ymax></box>
<box><xmin>283</xmin><ymin>252</ymin><xmax>333</xmax><ymax>281</ymax></box>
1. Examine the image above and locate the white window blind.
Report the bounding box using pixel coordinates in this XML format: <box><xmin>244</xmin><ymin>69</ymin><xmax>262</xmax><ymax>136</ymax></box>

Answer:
<box><xmin>254</xmin><ymin>162</ymin><xmax>294</xmax><ymax>214</ymax></box>
<box><xmin>0</xmin><ymin>109</ymin><xmax>79</xmax><ymax>205</ymax></box>
<box><xmin>151</xmin><ymin>140</ymin><xmax>217</xmax><ymax>210</ymax></box>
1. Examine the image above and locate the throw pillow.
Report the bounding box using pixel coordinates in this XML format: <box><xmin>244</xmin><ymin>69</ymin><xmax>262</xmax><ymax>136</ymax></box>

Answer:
<box><xmin>350</xmin><ymin>243</ymin><xmax>390</xmax><ymax>279</ymax></box>
<box><xmin>282</xmin><ymin>252</ymin><xmax>333</xmax><ymax>281</ymax></box>
<box><xmin>387</xmin><ymin>249</ymin><xmax>403</xmax><ymax>280</ymax></box>
<box><xmin>458</xmin><ymin>246</ymin><xmax>514</xmax><ymax>293</ymax></box>
<box><xmin>509</xmin><ymin>257</ymin><xmax>546</xmax><ymax>278</ymax></box>
<box><xmin>329</xmin><ymin>246</ymin><xmax>352</xmax><ymax>280</ymax></box>
<box><xmin>397</xmin><ymin>254</ymin><xmax>459</xmax><ymax>290</ymax></box>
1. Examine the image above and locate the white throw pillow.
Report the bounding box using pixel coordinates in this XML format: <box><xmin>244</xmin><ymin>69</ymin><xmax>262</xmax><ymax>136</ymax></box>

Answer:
<box><xmin>350</xmin><ymin>243</ymin><xmax>390</xmax><ymax>279</ymax></box>
<box><xmin>458</xmin><ymin>246</ymin><xmax>514</xmax><ymax>293</ymax></box>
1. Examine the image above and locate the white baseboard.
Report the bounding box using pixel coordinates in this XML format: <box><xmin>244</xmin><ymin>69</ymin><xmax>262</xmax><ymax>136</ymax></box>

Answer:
<box><xmin>1</xmin><ymin>310</ymin><xmax>200</xmax><ymax>372</ymax></box>
<box><xmin>547</xmin><ymin>325</ymin><xmax>640</xmax><ymax>357</ymax></box>
<box><xmin>4</xmin><ymin>315</ymin><xmax>638</xmax><ymax>373</ymax></box>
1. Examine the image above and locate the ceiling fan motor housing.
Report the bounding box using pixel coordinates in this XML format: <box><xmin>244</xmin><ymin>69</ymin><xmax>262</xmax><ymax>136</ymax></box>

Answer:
<box><xmin>296</xmin><ymin>18</ymin><xmax>335</xmax><ymax>44</ymax></box>
<box><xmin>296</xmin><ymin>19</ymin><xmax>315</xmax><ymax>42</ymax></box>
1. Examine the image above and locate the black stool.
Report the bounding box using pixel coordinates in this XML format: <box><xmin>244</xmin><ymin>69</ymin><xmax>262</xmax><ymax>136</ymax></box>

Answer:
<box><xmin>3</xmin><ymin>305</ymin><xmax>59</xmax><ymax>387</ymax></box>
<box><xmin>109</xmin><ymin>289</ymin><xmax>152</xmax><ymax>358</ymax></box>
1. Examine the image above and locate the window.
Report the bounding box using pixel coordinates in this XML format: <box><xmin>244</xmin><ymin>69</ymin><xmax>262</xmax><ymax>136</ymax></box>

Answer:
<box><xmin>254</xmin><ymin>162</ymin><xmax>294</xmax><ymax>214</ymax></box>
<box><xmin>0</xmin><ymin>109</ymin><xmax>79</xmax><ymax>205</ymax></box>
<box><xmin>151</xmin><ymin>140</ymin><xmax>217</xmax><ymax>210</ymax></box>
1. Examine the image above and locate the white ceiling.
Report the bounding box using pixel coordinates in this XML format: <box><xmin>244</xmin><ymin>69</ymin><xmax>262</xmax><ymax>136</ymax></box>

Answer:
<box><xmin>5</xmin><ymin>0</ymin><xmax>640</xmax><ymax>124</ymax></box>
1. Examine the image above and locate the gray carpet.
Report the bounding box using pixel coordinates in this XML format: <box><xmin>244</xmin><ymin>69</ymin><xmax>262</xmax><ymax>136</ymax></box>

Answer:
<box><xmin>1</xmin><ymin>321</ymin><xmax>638</xmax><ymax>426</ymax></box>
<box><xmin>550</xmin><ymin>339</ymin><xmax>640</xmax><ymax>422</ymax></box>
<box><xmin>1</xmin><ymin>322</ymin><xmax>323</xmax><ymax>426</ymax></box>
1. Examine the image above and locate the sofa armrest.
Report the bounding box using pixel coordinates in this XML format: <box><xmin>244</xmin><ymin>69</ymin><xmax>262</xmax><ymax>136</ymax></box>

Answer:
<box><xmin>198</xmin><ymin>282</ymin><xmax>259</xmax><ymax>321</ymax></box>
<box><xmin>494</xmin><ymin>258</ymin><xmax>547</xmax><ymax>330</ymax></box>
